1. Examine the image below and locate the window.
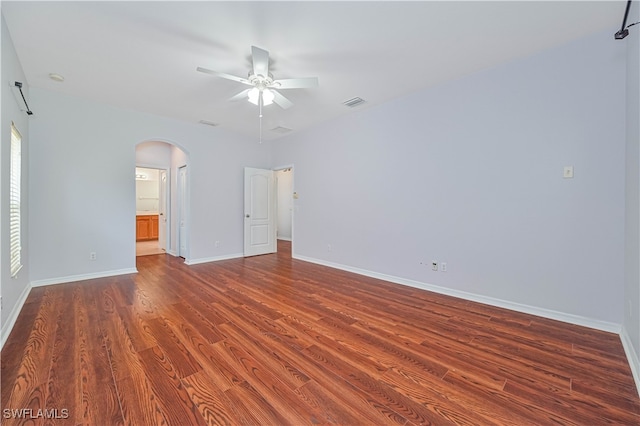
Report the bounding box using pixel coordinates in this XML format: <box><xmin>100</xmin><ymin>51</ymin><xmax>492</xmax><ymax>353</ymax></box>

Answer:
<box><xmin>10</xmin><ymin>123</ymin><xmax>22</xmax><ymax>278</ymax></box>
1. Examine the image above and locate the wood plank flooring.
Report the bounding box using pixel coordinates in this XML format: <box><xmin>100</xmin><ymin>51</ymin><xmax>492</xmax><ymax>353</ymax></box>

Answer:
<box><xmin>2</xmin><ymin>240</ymin><xmax>639</xmax><ymax>425</ymax></box>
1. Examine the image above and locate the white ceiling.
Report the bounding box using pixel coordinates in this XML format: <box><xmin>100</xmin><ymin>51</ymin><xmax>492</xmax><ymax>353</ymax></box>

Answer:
<box><xmin>1</xmin><ymin>1</ymin><xmax>625</xmax><ymax>141</ymax></box>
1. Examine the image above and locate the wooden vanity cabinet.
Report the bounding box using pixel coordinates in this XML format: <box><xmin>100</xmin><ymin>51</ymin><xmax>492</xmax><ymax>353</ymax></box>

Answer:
<box><xmin>136</xmin><ymin>214</ymin><xmax>159</xmax><ymax>241</ymax></box>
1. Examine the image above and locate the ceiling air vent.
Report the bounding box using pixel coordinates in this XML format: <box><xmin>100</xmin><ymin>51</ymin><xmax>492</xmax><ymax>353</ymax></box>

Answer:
<box><xmin>199</xmin><ymin>119</ymin><xmax>219</xmax><ymax>127</ymax></box>
<box><xmin>270</xmin><ymin>126</ymin><xmax>292</xmax><ymax>134</ymax></box>
<box><xmin>342</xmin><ymin>97</ymin><xmax>366</xmax><ymax>108</ymax></box>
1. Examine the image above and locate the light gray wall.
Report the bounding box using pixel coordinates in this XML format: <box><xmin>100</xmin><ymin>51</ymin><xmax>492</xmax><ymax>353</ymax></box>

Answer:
<box><xmin>136</xmin><ymin>140</ymin><xmax>172</xmax><ymax>167</ymax></box>
<box><xmin>271</xmin><ymin>28</ymin><xmax>626</xmax><ymax>325</ymax></box>
<box><xmin>624</xmin><ymin>0</ymin><xmax>640</xmax><ymax>386</ymax></box>
<box><xmin>28</xmin><ymin>88</ymin><xmax>270</xmax><ymax>283</ymax></box>
<box><xmin>1</xmin><ymin>15</ymin><xmax>30</xmax><ymax>332</ymax></box>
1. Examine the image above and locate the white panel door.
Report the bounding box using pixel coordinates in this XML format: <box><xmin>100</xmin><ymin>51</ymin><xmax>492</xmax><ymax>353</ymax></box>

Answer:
<box><xmin>244</xmin><ymin>167</ymin><xmax>276</xmax><ymax>257</ymax></box>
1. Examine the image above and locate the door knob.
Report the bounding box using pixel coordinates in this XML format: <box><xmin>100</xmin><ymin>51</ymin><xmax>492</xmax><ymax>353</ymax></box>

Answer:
<box><xmin>245</xmin><ymin>214</ymin><xmax>250</xmax><ymax>218</ymax></box>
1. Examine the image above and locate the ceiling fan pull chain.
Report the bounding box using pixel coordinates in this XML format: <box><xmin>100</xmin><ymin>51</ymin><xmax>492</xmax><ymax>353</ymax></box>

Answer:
<box><xmin>259</xmin><ymin>93</ymin><xmax>263</xmax><ymax>144</ymax></box>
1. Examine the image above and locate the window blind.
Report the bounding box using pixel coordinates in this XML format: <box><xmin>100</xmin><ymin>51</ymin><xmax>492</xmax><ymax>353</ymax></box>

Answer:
<box><xmin>10</xmin><ymin>123</ymin><xmax>22</xmax><ymax>278</ymax></box>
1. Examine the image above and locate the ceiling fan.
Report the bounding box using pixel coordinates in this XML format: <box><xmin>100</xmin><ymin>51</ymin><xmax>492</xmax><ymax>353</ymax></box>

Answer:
<box><xmin>197</xmin><ymin>45</ymin><xmax>319</xmax><ymax>112</ymax></box>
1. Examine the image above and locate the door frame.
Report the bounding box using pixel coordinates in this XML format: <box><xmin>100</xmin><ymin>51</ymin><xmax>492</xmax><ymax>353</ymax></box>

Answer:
<box><xmin>158</xmin><ymin>168</ymin><xmax>169</xmax><ymax>252</ymax></box>
<box><xmin>273</xmin><ymin>164</ymin><xmax>295</xmax><ymax>254</ymax></box>
<box><xmin>177</xmin><ymin>165</ymin><xmax>189</xmax><ymax>260</ymax></box>
<box><xmin>135</xmin><ymin>164</ymin><xmax>170</xmax><ymax>254</ymax></box>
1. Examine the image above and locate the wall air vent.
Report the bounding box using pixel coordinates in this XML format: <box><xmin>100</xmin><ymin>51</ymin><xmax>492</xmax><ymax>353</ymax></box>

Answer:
<box><xmin>270</xmin><ymin>126</ymin><xmax>293</xmax><ymax>134</ymax></box>
<box><xmin>342</xmin><ymin>97</ymin><xmax>366</xmax><ymax>108</ymax></box>
<box><xmin>199</xmin><ymin>119</ymin><xmax>219</xmax><ymax>127</ymax></box>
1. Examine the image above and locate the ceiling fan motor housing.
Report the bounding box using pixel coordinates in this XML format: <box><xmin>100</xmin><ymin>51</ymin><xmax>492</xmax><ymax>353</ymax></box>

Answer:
<box><xmin>248</xmin><ymin>72</ymin><xmax>279</xmax><ymax>90</ymax></box>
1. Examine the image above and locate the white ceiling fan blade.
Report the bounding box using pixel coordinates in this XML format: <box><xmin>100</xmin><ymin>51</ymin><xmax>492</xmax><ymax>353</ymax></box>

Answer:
<box><xmin>229</xmin><ymin>88</ymin><xmax>252</xmax><ymax>102</ymax></box>
<box><xmin>272</xmin><ymin>77</ymin><xmax>319</xmax><ymax>89</ymax></box>
<box><xmin>251</xmin><ymin>46</ymin><xmax>270</xmax><ymax>78</ymax></box>
<box><xmin>197</xmin><ymin>67</ymin><xmax>251</xmax><ymax>85</ymax></box>
<box><xmin>272</xmin><ymin>90</ymin><xmax>294</xmax><ymax>110</ymax></box>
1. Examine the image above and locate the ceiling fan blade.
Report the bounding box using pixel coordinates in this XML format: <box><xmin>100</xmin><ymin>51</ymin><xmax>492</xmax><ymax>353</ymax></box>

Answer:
<box><xmin>251</xmin><ymin>46</ymin><xmax>270</xmax><ymax>78</ymax></box>
<box><xmin>272</xmin><ymin>77</ymin><xmax>319</xmax><ymax>89</ymax></box>
<box><xmin>197</xmin><ymin>67</ymin><xmax>251</xmax><ymax>85</ymax></box>
<box><xmin>272</xmin><ymin>90</ymin><xmax>293</xmax><ymax>110</ymax></box>
<box><xmin>229</xmin><ymin>88</ymin><xmax>252</xmax><ymax>102</ymax></box>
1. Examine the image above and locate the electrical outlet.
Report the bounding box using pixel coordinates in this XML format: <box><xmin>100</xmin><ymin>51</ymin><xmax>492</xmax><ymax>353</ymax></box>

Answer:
<box><xmin>441</xmin><ymin>262</ymin><xmax>447</xmax><ymax>272</ymax></box>
<box><xmin>89</xmin><ymin>252</ymin><xmax>97</xmax><ymax>261</ymax></box>
<box><xmin>563</xmin><ymin>166</ymin><xmax>574</xmax><ymax>178</ymax></box>
<box><xmin>215</xmin><ymin>240</ymin><xmax>221</xmax><ymax>248</ymax></box>
<box><xmin>327</xmin><ymin>244</ymin><xmax>332</xmax><ymax>252</ymax></box>
<box><xmin>431</xmin><ymin>261</ymin><xmax>438</xmax><ymax>271</ymax></box>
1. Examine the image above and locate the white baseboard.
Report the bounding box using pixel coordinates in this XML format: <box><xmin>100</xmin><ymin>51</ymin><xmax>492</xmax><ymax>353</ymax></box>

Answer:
<box><xmin>30</xmin><ymin>268</ymin><xmax>138</xmax><ymax>287</ymax></box>
<box><xmin>1</xmin><ymin>282</ymin><xmax>32</xmax><ymax>350</ymax></box>
<box><xmin>186</xmin><ymin>253</ymin><xmax>244</xmax><ymax>266</ymax></box>
<box><xmin>620</xmin><ymin>326</ymin><xmax>640</xmax><ymax>396</ymax></box>
<box><xmin>277</xmin><ymin>237</ymin><xmax>292</xmax><ymax>242</ymax></box>
<box><xmin>294</xmin><ymin>255</ymin><xmax>621</xmax><ymax>334</ymax></box>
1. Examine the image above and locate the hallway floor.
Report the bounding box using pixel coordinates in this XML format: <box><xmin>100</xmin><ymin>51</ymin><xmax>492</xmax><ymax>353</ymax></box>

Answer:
<box><xmin>136</xmin><ymin>240</ymin><xmax>164</xmax><ymax>256</ymax></box>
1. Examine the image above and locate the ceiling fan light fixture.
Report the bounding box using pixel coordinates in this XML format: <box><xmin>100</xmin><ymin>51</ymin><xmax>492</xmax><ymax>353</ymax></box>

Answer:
<box><xmin>248</xmin><ymin>88</ymin><xmax>260</xmax><ymax>105</ymax></box>
<box><xmin>197</xmin><ymin>45</ymin><xmax>319</xmax><ymax>142</ymax></box>
<box><xmin>262</xmin><ymin>89</ymin><xmax>275</xmax><ymax>106</ymax></box>
<box><xmin>248</xmin><ymin>87</ymin><xmax>274</xmax><ymax>106</ymax></box>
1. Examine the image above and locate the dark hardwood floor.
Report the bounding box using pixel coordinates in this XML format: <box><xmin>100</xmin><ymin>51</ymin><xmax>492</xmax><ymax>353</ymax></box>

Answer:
<box><xmin>2</xmin><ymin>240</ymin><xmax>639</xmax><ymax>425</ymax></box>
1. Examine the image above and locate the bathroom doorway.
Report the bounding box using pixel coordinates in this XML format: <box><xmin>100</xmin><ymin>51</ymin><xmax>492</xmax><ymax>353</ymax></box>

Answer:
<box><xmin>275</xmin><ymin>166</ymin><xmax>294</xmax><ymax>256</ymax></box>
<box><xmin>135</xmin><ymin>140</ymin><xmax>189</xmax><ymax>260</ymax></box>
<box><xmin>135</xmin><ymin>167</ymin><xmax>166</xmax><ymax>256</ymax></box>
